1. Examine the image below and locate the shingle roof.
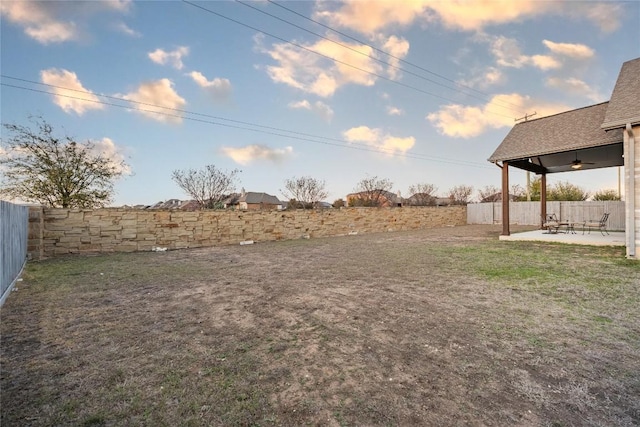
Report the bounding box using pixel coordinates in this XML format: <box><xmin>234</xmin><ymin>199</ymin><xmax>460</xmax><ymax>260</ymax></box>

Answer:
<box><xmin>488</xmin><ymin>102</ymin><xmax>623</xmax><ymax>163</ymax></box>
<box><xmin>602</xmin><ymin>57</ymin><xmax>640</xmax><ymax>130</ymax></box>
<box><xmin>240</xmin><ymin>192</ymin><xmax>281</xmax><ymax>205</ymax></box>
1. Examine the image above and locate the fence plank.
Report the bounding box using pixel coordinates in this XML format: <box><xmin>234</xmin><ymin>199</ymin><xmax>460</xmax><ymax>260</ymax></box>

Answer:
<box><xmin>1</xmin><ymin>201</ymin><xmax>29</xmax><ymax>306</ymax></box>
<box><xmin>468</xmin><ymin>201</ymin><xmax>625</xmax><ymax>231</ymax></box>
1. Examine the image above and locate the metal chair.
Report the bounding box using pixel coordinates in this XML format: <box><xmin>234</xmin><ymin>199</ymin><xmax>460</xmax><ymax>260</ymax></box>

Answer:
<box><xmin>583</xmin><ymin>213</ymin><xmax>610</xmax><ymax>235</ymax></box>
<box><xmin>542</xmin><ymin>213</ymin><xmax>560</xmax><ymax>234</ymax></box>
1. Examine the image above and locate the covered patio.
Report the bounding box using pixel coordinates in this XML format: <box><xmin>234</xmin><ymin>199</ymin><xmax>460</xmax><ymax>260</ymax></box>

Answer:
<box><xmin>488</xmin><ymin>57</ymin><xmax>639</xmax><ymax>259</ymax></box>
<box><xmin>500</xmin><ymin>229</ymin><xmax>625</xmax><ymax>247</ymax></box>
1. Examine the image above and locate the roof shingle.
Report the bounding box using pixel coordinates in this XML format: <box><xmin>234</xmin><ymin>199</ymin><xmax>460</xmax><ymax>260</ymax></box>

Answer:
<box><xmin>602</xmin><ymin>57</ymin><xmax>640</xmax><ymax>130</ymax></box>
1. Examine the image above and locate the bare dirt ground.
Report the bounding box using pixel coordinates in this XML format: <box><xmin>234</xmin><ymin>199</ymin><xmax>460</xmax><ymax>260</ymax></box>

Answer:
<box><xmin>1</xmin><ymin>225</ymin><xmax>639</xmax><ymax>426</ymax></box>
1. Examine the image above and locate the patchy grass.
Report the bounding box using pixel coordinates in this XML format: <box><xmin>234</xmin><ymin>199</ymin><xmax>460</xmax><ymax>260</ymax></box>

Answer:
<box><xmin>1</xmin><ymin>225</ymin><xmax>639</xmax><ymax>426</ymax></box>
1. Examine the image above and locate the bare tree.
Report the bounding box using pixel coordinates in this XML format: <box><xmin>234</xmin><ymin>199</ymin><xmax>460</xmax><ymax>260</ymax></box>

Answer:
<box><xmin>477</xmin><ymin>185</ymin><xmax>500</xmax><ymax>203</ymax></box>
<box><xmin>349</xmin><ymin>175</ymin><xmax>394</xmax><ymax>207</ymax></box>
<box><xmin>407</xmin><ymin>183</ymin><xmax>438</xmax><ymax>206</ymax></box>
<box><xmin>171</xmin><ymin>165</ymin><xmax>240</xmax><ymax>209</ymax></box>
<box><xmin>448</xmin><ymin>185</ymin><xmax>474</xmax><ymax>205</ymax></box>
<box><xmin>281</xmin><ymin>176</ymin><xmax>328</xmax><ymax>209</ymax></box>
<box><xmin>1</xmin><ymin>117</ymin><xmax>128</xmax><ymax>208</ymax></box>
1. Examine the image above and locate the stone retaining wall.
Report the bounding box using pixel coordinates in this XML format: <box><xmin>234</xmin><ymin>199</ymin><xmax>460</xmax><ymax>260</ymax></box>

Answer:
<box><xmin>27</xmin><ymin>206</ymin><xmax>466</xmax><ymax>259</ymax></box>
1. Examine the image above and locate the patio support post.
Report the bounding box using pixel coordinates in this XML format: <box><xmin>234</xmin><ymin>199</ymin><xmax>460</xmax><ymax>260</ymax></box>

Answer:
<box><xmin>540</xmin><ymin>174</ymin><xmax>547</xmax><ymax>228</ymax></box>
<box><xmin>501</xmin><ymin>161</ymin><xmax>510</xmax><ymax>236</ymax></box>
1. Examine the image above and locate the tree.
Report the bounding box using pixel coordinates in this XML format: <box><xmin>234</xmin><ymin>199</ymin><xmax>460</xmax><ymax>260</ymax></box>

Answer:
<box><xmin>592</xmin><ymin>189</ymin><xmax>620</xmax><ymax>201</ymax></box>
<box><xmin>171</xmin><ymin>165</ymin><xmax>240</xmax><ymax>209</ymax></box>
<box><xmin>281</xmin><ymin>176</ymin><xmax>328</xmax><ymax>209</ymax></box>
<box><xmin>477</xmin><ymin>185</ymin><xmax>500</xmax><ymax>203</ymax></box>
<box><xmin>332</xmin><ymin>198</ymin><xmax>345</xmax><ymax>208</ymax></box>
<box><xmin>548</xmin><ymin>181</ymin><xmax>589</xmax><ymax>201</ymax></box>
<box><xmin>447</xmin><ymin>185</ymin><xmax>474</xmax><ymax>205</ymax></box>
<box><xmin>349</xmin><ymin>175</ymin><xmax>394</xmax><ymax>207</ymax></box>
<box><xmin>407</xmin><ymin>183</ymin><xmax>437</xmax><ymax>206</ymax></box>
<box><xmin>0</xmin><ymin>117</ymin><xmax>128</xmax><ymax>208</ymax></box>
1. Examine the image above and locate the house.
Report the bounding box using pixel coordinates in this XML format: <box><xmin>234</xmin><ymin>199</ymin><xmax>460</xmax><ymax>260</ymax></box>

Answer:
<box><xmin>488</xmin><ymin>57</ymin><xmax>639</xmax><ymax>259</ymax></box>
<box><xmin>225</xmin><ymin>188</ymin><xmax>283</xmax><ymax>211</ymax></box>
<box><xmin>145</xmin><ymin>199</ymin><xmax>200</xmax><ymax>210</ymax></box>
<box><xmin>346</xmin><ymin>190</ymin><xmax>401</xmax><ymax>207</ymax></box>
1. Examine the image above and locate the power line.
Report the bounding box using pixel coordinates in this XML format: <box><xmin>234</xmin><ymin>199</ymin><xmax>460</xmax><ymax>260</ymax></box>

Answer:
<box><xmin>264</xmin><ymin>0</ymin><xmax>526</xmax><ymax>112</ymax></box>
<box><xmin>181</xmin><ymin>0</ymin><xmax>516</xmax><ymax>120</ymax></box>
<box><xmin>235</xmin><ymin>0</ymin><xmax>522</xmax><ymax>115</ymax></box>
<box><xmin>1</xmin><ymin>80</ymin><xmax>495</xmax><ymax>170</ymax></box>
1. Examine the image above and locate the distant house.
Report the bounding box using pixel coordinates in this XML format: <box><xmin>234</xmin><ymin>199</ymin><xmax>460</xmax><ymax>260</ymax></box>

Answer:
<box><xmin>346</xmin><ymin>190</ymin><xmax>401</xmax><ymax>207</ymax></box>
<box><xmin>224</xmin><ymin>189</ymin><xmax>283</xmax><ymax>211</ymax></box>
<box><xmin>479</xmin><ymin>193</ymin><xmax>519</xmax><ymax>203</ymax></box>
<box><xmin>145</xmin><ymin>199</ymin><xmax>200</xmax><ymax>211</ymax></box>
<box><xmin>405</xmin><ymin>192</ymin><xmax>436</xmax><ymax>206</ymax></box>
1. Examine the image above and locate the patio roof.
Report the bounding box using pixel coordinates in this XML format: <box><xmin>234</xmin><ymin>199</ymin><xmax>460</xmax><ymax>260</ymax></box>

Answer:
<box><xmin>488</xmin><ymin>102</ymin><xmax>624</xmax><ymax>174</ymax></box>
<box><xmin>602</xmin><ymin>57</ymin><xmax>640</xmax><ymax>130</ymax></box>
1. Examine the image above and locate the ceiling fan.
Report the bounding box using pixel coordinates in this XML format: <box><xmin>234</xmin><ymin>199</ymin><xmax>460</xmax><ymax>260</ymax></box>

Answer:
<box><xmin>569</xmin><ymin>151</ymin><xmax>595</xmax><ymax>170</ymax></box>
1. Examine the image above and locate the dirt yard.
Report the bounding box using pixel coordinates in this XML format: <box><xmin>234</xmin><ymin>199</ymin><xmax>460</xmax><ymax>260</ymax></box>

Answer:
<box><xmin>1</xmin><ymin>225</ymin><xmax>639</xmax><ymax>426</ymax></box>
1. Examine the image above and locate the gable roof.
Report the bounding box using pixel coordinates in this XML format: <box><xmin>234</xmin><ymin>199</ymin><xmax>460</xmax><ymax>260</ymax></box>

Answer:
<box><xmin>488</xmin><ymin>102</ymin><xmax>623</xmax><ymax>163</ymax></box>
<box><xmin>602</xmin><ymin>57</ymin><xmax>640</xmax><ymax>130</ymax></box>
<box><xmin>239</xmin><ymin>192</ymin><xmax>281</xmax><ymax>205</ymax></box>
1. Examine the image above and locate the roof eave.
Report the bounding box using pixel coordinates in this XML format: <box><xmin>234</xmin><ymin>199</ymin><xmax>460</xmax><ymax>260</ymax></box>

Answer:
<box><xmin>601</xmin><ymin>116</ymin><xmax>640</xmax><ymax>131</ymax></box>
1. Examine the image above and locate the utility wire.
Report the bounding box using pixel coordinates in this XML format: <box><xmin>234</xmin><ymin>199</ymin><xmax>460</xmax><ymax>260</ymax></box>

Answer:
<box><xmin>1</xmin><ymin>79</ymin><xmax>495</xmax><ymax>170</ymax></box>
<box><xmin>240</xmin><ymin>0</ymin><xmax>523</xmax><ymax>114</ymax></box>
<box><xmin>181</xmin><ymin>0</ymin><xmax>516</xmax><ymax>120</ymax></box>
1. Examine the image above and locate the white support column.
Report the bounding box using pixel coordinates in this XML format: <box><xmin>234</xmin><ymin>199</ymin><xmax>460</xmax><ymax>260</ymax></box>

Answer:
<box><xmin>625</xmin><ymin>124</ymin><xmax>639</xmax><ymax>259</ymax></box>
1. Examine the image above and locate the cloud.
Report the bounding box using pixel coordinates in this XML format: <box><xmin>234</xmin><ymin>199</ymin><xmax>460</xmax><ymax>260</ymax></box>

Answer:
<box><xmin>89</xmin><ymin>137</ymin><xmax>132</xmax><ymax>175</ymax></box>
<box><xmin>40</xmin><ymin>68</ymin><xmax>105</xmax><ymax>115</ymax></box>
<box><xmin>113</xmin><ymin>21</ymin><xmax>140</xmax><ymax>37</ymax></box>
<box><xmin>313</xmin><ymin>0</ymin><xmax>620</xmax><ymax>34</ymax></box>
<box><xmin>288</xmin><ymin>99</ymin><xmax>334</xmax><ymax>122</ymax></box>
<box><xmin>381</xmin><ymin>35</ymin><xmax>410</xmax><ymax>79</ymax></box>
<box><xmin>427</xmin><ymin>93</ymin><xmax>570</xmax><ymax>138</ymax></box>
<box><xmin>256</xmin><ymin>35</ymin><xmax>381</xmax><ymax>97</ymax></box>
<box><xmin>314</xmin><ymin>1</ymin><xmax>428</xmax><ymax>35</ymax></box>
<box><xmin>148</xmin><ymin>46</ymin><xmax>189</xmax><ymax>70</ymax></box>
<box><xmin>119</xmin><ymin>79</ymin><xmax>186</xmax><ymax>123</ymax></box>
<box><xmin>343</xmin><ymin>126</ymin><xmax>415</xmax><ymax>154</ymax></box>
<box><xmin>221</xmin><ymin>144</ymin><xmax>294</xmax><ymax>165</ymax></box>
<box><xmin>542</xmin><ymin>40</ymin><xmax>594</xmax><ymax>59</ymax></box>
<box><xmin>0</xmin><ymin>0</ymin><xmax>132</xmax><ymax>44</ymax></box>
<box><xmin>459</xmin><ymin>66</ymin><xmax>504</xmax><ymax>89</ymax></box>
<box><xmin>488</xmin><ymin>35</ymin><xmax>561</xmax><ymax>70</ymax></box>
<box><xmin>386</xmin><ymin>106</ymin><xmax>403</xmax><ymax>116</ymax></box>
<box><xmin>188</xmin><ymin>71</ymin><xmax>232</xmax><ymax>102</ymax></box>
<box><xmin>546</xmin><ymin>77</ymin><xmax>603</xmax><ymax>102</ymax></box>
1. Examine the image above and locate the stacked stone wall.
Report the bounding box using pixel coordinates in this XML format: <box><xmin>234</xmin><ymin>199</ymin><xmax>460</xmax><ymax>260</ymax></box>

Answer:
<box><xmin>27</xmin><ymin>206</ymin><xmax>466</xmax><ymax>259</ymax></box>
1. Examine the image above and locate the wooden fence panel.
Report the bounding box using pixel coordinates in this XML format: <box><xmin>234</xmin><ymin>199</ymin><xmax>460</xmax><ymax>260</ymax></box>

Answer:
<box><xmin>468</xmin><ymin>201</ymin><xmax>625</xmax><ymax>231</ymax></box>
<box><xmin>1</xmin><ymin>201</ymin><xmax>29</xmax><ymax>306</ymax></box>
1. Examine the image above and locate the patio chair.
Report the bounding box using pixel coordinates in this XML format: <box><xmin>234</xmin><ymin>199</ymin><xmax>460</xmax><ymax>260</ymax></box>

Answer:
<box><xmin>583</xmin><ymin>213</ymin><xmax>610</xmax><ymax>235</ymax></box>
<box><xmin>542</xmin><ymin>213</ymin><xmax>561</xmax><ymax>234</ymax></box>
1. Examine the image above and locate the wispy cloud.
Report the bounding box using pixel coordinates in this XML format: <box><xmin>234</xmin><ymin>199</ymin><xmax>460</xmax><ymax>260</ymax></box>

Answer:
<box><xmin>343</xmin><ymin>126</ymin><xmax>415</xmax><ymax>155</ymax></box>
<box><xmin>542</xmin><ymin>40</ymin><xmax>594</xmax><ymax>59</ymax></box>
<box><xmin>546</xmin><ymin>77</ymin><xmax>603</xmax><ymax>102</ymax></box>
<box><xmin>427</xmin><ymin>93</ymin><xmax>570</xmax><ymax>138</ymax></box>
<box><xmin>386</xmin><ymin>106</ymin><xmax>403</xmax><ymax>116</ymax></box>
<box><xmin>40</xmin><ymin>68</ymin><xmax>104</xmax><ymax>115</ymax></box>
<box><xmin>89</xmin><ymin>137</ymin><xmax>132</xmax><ymax>175</ymax></box>
<box><xmin>256</xmin><ymin>34</ymin><xmax>384</xmax><ymax>97</ymax></box>
<box><xmin>0</xmin><ymin>0</ymin><xmax>132</xmax><ymax>44</ymax></box>
<box><xmin>119</xmin><ymin>79</ymin><xmax>186</xmax><ymax>123</ymax></box>
<box><xmin>312</xmin><ymin>0</ymin><xmax>622</xmax><ymax>34</ymax></box>
<box><xmin>113</xmin><ymin>21</ymin><xmax>141</xmax><ymax>38</ymax></box>
<box><xmin>458</xmin><ymin>66</ymin><xmax>504</xmax><ymax>89</ymax></box>
<box><xmin>148</xmin><ymin>46</ymin><xmax>189</xmax><ymax>70</ymax></box>
<box><xmin>288</xmin><ymin>99</ymin><xmax>334</xmax><ymax>122</ymax></box>
<box><xmin>188</xmin><ymin>71</ymin><xmax>232</xmax><ymax>103</ymax></box>
<box><xmin>221</xmin><ymin>144</ymin><xmax>294</xmax><ymax>165</ymax></box>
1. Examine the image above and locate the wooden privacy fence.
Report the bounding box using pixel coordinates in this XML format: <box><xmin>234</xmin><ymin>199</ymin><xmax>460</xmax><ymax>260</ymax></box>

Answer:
<box><xmin>1</xmin><ymin>201</ymin><xmax>29</xmax><ymax>306</ymax></box>
<box><xmin>467</xmin><ymin>201</ymin><xmax>625</xmax><ymax>231</ymax></box>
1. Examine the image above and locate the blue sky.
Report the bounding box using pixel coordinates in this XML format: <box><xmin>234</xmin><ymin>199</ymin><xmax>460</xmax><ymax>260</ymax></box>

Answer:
<box><xmin>1</xmin><ymin>0</ymin><xmax>638</xmax><ymax>206</ymax></box>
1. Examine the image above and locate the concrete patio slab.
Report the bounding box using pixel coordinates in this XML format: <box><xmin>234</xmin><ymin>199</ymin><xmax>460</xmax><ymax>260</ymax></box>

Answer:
<box><xmin>499</xmin><ymin>229</ymin><xmax>625</xmax><ymax>246</ymax></box>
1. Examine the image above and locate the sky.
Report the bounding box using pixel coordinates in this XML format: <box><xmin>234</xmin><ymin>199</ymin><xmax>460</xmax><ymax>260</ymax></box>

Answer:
<box><xmin>1</xmin><ymin>0</ymin><xmax>639</xmax><ymax>206</ymax></box>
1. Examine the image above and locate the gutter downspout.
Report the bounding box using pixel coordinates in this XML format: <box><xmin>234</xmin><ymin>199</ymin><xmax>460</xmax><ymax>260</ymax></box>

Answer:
<box><xmin>626</xmin><ymin>123</ymin><xmax>636</xmax><ymax>259</ymax></box>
